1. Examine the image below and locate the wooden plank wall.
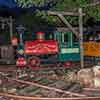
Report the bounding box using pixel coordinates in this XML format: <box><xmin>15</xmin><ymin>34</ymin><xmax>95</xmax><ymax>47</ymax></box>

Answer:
<box><xmin>0</xmin><ymin>45</ymin><xmax>15</xmax><ymax>64</ymax></box>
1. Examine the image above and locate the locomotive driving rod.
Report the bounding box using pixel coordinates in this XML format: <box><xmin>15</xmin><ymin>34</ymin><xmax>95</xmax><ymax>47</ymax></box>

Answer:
<box><xmin>0</xmin><ymin>92</ymin><xmax>100</xmax><ymax>100</ymax></box>
<box><xmin>6</xmin><ymin>77</ymin><xmax>85</xmax><ymax>97</ymax></box>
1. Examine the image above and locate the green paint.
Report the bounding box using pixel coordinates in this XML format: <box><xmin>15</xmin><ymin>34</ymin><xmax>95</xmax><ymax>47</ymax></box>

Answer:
<box><xmin>55</xmin><ymin>31</ymin><xmax>80</xmax><ymax>62</ymax></box>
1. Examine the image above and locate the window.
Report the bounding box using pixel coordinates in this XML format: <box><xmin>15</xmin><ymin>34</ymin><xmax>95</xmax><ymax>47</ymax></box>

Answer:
<box><xmin>73</xmin><ymin>34</ymin><xmax>78</xmax><ymax>42</ymax></box>
<box><xmin>49</xmin><ymin>34</ymin><xmax>54</xmax><ymax>39</ymax></box>
<box><xmin>46</xmin><ymin>33</ymin><xmax>54</xmax><ymax>40</ymax></box>
<box><xmin>62</xmin><ymin>33</ymin><xmax>68</xmax><ymax>43</ymax></box>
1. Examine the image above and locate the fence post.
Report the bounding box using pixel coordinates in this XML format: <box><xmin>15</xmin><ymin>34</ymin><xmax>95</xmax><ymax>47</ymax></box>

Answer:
<box><xmin>79</xmin><ymin>8</ymin><xmax>84</xmax><ymax>68</ymax></box>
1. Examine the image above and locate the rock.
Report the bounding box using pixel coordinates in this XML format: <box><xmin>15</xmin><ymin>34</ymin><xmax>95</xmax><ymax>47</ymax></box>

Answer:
<box><xmin>94</xmin><ymin>77</ymin><xmax>100</xmax><ymax>88</ymax></box>
<box><xmin>49</xmin><ymin>81</ymin><xmax>67</xmax><ymax>89</ymax></box>
<box><xmin>64</xmin><ymin>72</ymin><xmax>77</xmax><ymax>82</ymax></box>
<box><xmin>8</xmin><ymin>88</ymin><xmax>17</xmax><ymax>93</ymax></box>
<box><xmin>93</xmin><ymin>65</ymin><xmax>100</xmax><ymax>87</ymax></box>
<box><xmin>0</xmin><ymin>80</ymin><xmax>2</xmax><ymax>85</ymax></box>
<box><xmin>77</xmin><ymin>68</ymin><xmax>94</xmax><ymax>88</ymax></box>
<box><xmin>40</xmin><ymin>89</ymin><xmax>57</xmax><ymax>97</ymax></box>
<box><xmin>68</xmin><ymin>83</ymin><xmax>82</xmax><ymax>93</ymax></box>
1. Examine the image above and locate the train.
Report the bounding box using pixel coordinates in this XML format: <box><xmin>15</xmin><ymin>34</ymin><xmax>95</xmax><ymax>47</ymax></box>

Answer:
<box><xmin>11</xmin><ymin>24</ymin><xmax>100</xmax><ymax>68</ymax></box>
<box><xmin>15</xmin><ymin>27</ymin><xmax>80</xmax><ymax>69</ymax></box>
<box><xmin>83</xmin><ymin>25</ymin><xmax>100</xmax><ymax>64</ymax></box>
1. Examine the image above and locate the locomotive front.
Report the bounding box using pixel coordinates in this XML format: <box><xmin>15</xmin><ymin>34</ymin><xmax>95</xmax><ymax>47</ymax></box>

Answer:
<box><xmin>16</xmin><ymin>31</ymin><xmax>59</xmax><ymax>68</ymax></box>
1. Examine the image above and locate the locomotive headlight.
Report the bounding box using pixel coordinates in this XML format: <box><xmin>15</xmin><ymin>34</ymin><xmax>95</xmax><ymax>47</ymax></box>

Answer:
<box><xmin>17</xmin><ymin>49</ymin><xmax>24</xmax><ymax>55</ymax></box>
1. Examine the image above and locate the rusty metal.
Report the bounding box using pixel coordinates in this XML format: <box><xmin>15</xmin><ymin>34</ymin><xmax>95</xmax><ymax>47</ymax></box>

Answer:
<box><xmin>0</xmin><ymin>92</ymin><xmax>100</xmax><ymax>100</ymax></box>
<box><xmin>84</xmin><ymin>88</ymin><xmax>100</xmax><ymax>91</ymax></box>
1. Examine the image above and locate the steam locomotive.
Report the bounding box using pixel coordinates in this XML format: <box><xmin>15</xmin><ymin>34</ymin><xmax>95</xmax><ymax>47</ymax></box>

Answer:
<box><xmin>10</xmin><ymin>21</ymin><xmax>100</xmax><ymax>67</ymax></box>
<box><xmin>14</xmin><ymin>26</ymin><xmax>80</xmax><ymax>69</ymax></box>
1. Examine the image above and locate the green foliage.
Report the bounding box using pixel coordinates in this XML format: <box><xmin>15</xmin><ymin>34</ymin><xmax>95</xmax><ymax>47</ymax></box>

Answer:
<box><xmin>14</xmin><ymin>0</ymin><xmax>100</xmax><ymax>29</ymax></box>
<box><xmin>54</xmin><ymin>0</ymin><xmax>100</xmax><ymax>21</ymax></box>
<box><xmin>85</xmin><ymin>5</ymin><xmax>100</xmax><ymax>20</ymax></box>
<box><xmin>2</xmin><ymin>0</ymin><xmax>100</xmax><ymax>44</ymax></box>
<box><xmin>17</xmin><ymin>12</ymin><xmax>56</xmax><ymax>32</ymax></box>
<box><xmin>17</xmin><ymin>0</ymin><xmax>100</xmax><ymax>23</ymax></box>
<box><xmin>17</xmin><ymin>0</ymin><xmax>51</xmax><ymax>7</ymax></box>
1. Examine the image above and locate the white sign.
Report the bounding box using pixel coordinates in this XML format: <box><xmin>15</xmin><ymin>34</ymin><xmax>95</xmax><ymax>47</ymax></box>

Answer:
<box><xmin>61</xmin><ymin>48</ymin><xmax>79</xmax><ymax>54</ymax></box>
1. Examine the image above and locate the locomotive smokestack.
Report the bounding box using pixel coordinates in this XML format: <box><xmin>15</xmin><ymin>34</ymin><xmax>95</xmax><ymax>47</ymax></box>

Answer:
<box><xmin>36</xmin><ymin>32</ymin><xmax>44</xmax><ymax>41</ymax></box>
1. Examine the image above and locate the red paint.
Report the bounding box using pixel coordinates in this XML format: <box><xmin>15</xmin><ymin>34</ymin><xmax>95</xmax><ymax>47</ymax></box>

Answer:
<box><xmin>64</xmin><ymin>61</ymin><xmax>72</xmax><ymax>67</ymax></box>
<box><xmin>36</xmin><ymin>32</ymin><xmax>44</xmax><ymax>35</ymax></box>
<box><xmin>24</xmin><ymin>40</ymin><xmax>58</xmax><ymax>54</ymax></box>
<box><xmin>16</xmin><ymin>57</ymin><xmax>26</xmax><ymax>67</ymax></box>
<box><xmin>11</xmin><ymin>37</ymin><xmax>18</xmax><ymax>46</ymax></box>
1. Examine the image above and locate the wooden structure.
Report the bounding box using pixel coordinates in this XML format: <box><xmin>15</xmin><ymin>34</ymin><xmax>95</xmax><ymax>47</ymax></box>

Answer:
<box><xmin>0</xmin><ymin>16</ymin><xmax>13</xmax><ymax>42</ymax></box>
<box><xmin>0</xmin><ymin>17</ymin><xmax>14</xmax><ymax>64</ymax></box>
<box><xmin>0</xmin><ymin>45</ymin><xmax>14</xmax><ymax>64</ymax></box>
<box><xmin>48</xmin><ymin>8</ymin><xmax>84</xmax><ymax>68</ymax></box>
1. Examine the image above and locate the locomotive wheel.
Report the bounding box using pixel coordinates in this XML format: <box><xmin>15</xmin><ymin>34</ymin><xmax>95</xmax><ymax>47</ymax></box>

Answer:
<box><xmin>63</xmin><ymin>61</ymin><xmax>72</xmax><ymax>67</ymax></box>
<box><xmin>28</xmin><ymin>57</ymin><xmax>40</xmax><ymax>69</ymax></box>
<box><xmin>56</xmin><ymin>62</ymin><xmax>62</xmax><ymax>67</ymax></box>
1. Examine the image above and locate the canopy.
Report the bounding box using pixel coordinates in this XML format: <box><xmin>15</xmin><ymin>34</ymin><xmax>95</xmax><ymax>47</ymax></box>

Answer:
<box><xmin>0</xmin><ymin>0</ymin><xmax>57</xmax><ymax>11</ymax></box>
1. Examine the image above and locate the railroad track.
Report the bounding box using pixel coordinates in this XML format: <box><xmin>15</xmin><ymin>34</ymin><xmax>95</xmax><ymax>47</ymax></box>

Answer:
<box><xmin>0</xmin><ymin>62</ymin><xmax>93</xmax><ymax>72</ymax></box>
<box><xmin>0</xmin><ymin>65</ymin><xmax>100</xmax><ymax>100</ymax></box>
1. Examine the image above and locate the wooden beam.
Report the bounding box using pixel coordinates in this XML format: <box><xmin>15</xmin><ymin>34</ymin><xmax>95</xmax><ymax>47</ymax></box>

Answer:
<box><xmin>1</xmin><ymin>92</ymin><xmax>100</xmax><ymax>100</ymax></box>
<box><xmin>79</xmin><ymin>8</ymin><xmax>84</xmax><ymax>69</ymax></box>
<box><xmin>0</xmin><ymin>16</ymin><xmax>13</xmax><ymax>43</ymax></box>
<box><xmin>56</xmin><ymin>27</ymin><xmax>86</xmax><ymax>32</ymax></box>
<box><xmin>0</xmin><ymin>17</ymin><xmax>8</xmax><ymax>21</ymax></box>
<box><xmin>57</xmin><ymin>14</ymin><xmax>79</xmax><ymax>38</ymax></box>
<box><xmin>48</xmin><ymin>11</ymin><xmax>85</xmax><ymax>16</ymax></box>
<box><xmin>84</xmin><ymin>88</ymin><xmax>100</xmax><ymax>91</ymax></box>
<box><xmin>9</xmin><ymin>16</ymin><xmax>13</xmax><ymax>41</ymax></box>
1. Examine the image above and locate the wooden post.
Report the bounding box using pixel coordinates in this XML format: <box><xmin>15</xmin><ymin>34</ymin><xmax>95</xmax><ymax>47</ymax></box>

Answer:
<box><xmin>48</xmin><ymin>10</ymin><xmax>85</xmax><ymax>68</ymax></box>
<box><xmin>79</xmin><ymin>8</ymin><xmax>84</xmax><ymax>68</ymax></box>
<box><xmin>9</xmin><ymin>16</ymin><xmax>13</xmax><ymax>42</ymax></box>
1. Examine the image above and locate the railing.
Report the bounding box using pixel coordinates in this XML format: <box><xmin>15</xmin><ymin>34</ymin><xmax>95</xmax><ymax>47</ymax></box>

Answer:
<box><xmin>0</xmin><ymin>45</ymin><xmax>15</xmax><ymax>64</ymax></box>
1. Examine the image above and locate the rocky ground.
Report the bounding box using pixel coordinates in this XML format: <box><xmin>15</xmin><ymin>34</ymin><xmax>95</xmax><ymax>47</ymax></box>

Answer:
<box><xmin>0</xmin><ymin>65</ymin><xmax>100</xmax><ymax>100</ymax></box>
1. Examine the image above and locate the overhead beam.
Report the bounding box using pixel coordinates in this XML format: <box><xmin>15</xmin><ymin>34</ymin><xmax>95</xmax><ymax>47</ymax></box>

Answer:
<box><xmin>48</xmin><ymin>9</ymin><xmax>85</xmax><ymax>68</ymax></box>
<box><xmin>56</xmin><ymin>27</ymin><xmax>86</xmax><ymax>32</ymax></box>
<box><xmin>48</xmin><ymin>11</ymin><xmax>85</xmax><ymax>16</ymax></box>
<box><xmin>57</xmin><ymin>14</ymin><xmax>79</xmax><ymax>38</ymax></box>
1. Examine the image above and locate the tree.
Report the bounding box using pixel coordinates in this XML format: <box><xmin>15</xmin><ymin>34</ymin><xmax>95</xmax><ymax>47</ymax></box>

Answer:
<box><xmin>2</xmin><ymin>0</ymin><xmax>100</xmax><ymax>43</ymax></box>
<box><xmin>18</xmin><ymin>0</ymin><xmax>100</xmax><ymax>21</ymax></box>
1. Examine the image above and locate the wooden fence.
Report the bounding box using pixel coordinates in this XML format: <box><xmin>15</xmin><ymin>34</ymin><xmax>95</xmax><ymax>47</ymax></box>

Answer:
<box><xmin>0</xmin><ymin>45</ymin><xmax>15</xmax><ymax>64</ymax></box>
